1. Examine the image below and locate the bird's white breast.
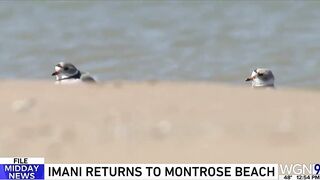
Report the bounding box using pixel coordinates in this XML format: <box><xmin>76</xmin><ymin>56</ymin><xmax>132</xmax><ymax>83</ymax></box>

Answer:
<box><xmin>55</xmin><ymin>79</ymin><xmax>83</xmax><ymax>85</ymax></box>
<box><xmin>252</xmin><ymin>78</ymin><xmax>274</xmax><ymax>87</ymax></box>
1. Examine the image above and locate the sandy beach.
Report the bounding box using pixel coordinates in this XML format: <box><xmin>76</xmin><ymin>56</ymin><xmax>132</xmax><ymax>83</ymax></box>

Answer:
<box><xmin>0</xmin><ymin>81</ymin><xmax>319</xmax><ymax>164</ymax></box>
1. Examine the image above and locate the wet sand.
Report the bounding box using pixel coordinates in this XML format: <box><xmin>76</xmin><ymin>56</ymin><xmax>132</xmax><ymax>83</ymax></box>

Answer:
<box><xmin>0</xmin><ymin>81</ymin><xmax>319</xmax><ymax>163</ymax></box>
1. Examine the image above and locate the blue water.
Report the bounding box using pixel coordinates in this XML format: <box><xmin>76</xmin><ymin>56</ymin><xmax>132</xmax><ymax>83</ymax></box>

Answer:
<box><xmin>1</xmin><ymin>1</ymin><xmax>320</xmax><ymax>88</ymax></box>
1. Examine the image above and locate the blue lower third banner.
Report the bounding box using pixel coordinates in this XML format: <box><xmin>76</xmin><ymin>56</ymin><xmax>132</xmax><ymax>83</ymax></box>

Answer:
<box><xmin>0</xmin><ymin>164</ymin><xmax>44</xmax><ymax>180</ymax></box>
<box><xmin>0</xmin><ymin>158</ymin><xmax>319</xmax><ymax>180</ymax></box>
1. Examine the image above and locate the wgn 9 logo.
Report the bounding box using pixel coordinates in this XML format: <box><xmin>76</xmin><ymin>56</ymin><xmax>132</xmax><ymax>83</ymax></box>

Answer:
<box><xmin>280</xmin><ymin>164</ymin><xmax>320</xmax><ymax>175</ymax></box>
<box><xmin>280</xmin><ymin>164</ymin><xmax>320</xmax><ymax>179</ymax></box>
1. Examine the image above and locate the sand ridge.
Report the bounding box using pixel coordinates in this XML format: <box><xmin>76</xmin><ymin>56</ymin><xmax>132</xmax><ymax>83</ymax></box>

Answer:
<box><xmin>0</xmin><ymin>81</ymin><xmax>319</xmax><ymax>163</ymax></box>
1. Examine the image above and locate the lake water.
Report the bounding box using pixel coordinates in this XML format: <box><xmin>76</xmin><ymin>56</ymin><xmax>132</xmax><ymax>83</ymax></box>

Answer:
<box><xmin>1</xmin><ymin>1</ymin><xmax>320</xmax><ymax>89</ymax></box>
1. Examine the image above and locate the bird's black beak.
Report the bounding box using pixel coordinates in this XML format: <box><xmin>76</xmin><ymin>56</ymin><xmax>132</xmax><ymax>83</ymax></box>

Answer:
<box><xmin>52</xmin><ymin>71</ymin><xmax>59</xmax><ymax>76</ymax></box>
<box><xmin>245</xmin><ymin>77</ymin><xmax>253</xmax><ymax>82</ymax></box>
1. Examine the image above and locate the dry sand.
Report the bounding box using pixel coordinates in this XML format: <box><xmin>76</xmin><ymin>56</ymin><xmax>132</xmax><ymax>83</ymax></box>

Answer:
<box><xmin>0</xmin><ymin>81</ymin><xmax>319</xmax><ymax>163</ymax></box>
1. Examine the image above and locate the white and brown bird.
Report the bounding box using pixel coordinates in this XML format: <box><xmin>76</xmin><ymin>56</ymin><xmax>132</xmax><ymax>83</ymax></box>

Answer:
<box><xmin>52</xmin><ymin>62</ymin><xmax>95</xmax><ymax>84</ymax></box>
<box><xmin>245</xmin><ymin>68</ymin><xmax>275</xmax><ymax>88</ymax></box>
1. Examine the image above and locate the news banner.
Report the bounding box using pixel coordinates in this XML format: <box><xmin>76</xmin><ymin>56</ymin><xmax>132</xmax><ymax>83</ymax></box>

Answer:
<box><xmin>0</xmin><ymin>158</ymin><xmax>320</xmax><ymax>180</ymax></box>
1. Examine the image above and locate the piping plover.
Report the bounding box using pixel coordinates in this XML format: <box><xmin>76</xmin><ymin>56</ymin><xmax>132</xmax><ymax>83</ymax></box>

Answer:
<box><xmin>245</xmin><ymin>68</ymin><xmax>275</xmax><ymax>88</ymax></box>
<box><xmin>52</xmin><ymin>62</ymin><xmax>95</xmax><ymax>84</ymax></box>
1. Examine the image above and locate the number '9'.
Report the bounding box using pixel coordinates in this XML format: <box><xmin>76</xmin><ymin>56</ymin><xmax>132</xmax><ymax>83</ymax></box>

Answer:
<box><xmin>314</xmin><ymin>164</ymin><xmax>320</xmax><ymax>175</ymax></box>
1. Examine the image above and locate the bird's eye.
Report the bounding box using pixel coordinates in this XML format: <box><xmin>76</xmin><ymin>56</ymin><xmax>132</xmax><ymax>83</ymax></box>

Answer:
<box><xmin>258</xmin><ymin>73</ymin><xmax>264</xmax><ymax>76</ymax></box>
<box><xmin>64</xmin><ymin>67</ymin><xmax>69</xmax><ymax>71</ymax></box>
